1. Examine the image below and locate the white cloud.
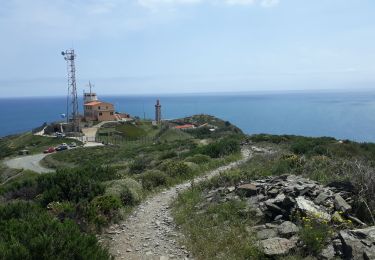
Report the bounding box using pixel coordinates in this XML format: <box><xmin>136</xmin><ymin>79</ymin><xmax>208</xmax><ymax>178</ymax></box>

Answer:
<box><xmin>260</xmin><ymin>0</ymin><xmax>279</xmax><ymax>8</ymax></box>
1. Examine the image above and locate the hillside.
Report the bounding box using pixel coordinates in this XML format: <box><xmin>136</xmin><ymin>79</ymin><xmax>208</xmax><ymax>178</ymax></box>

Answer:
<box><xmin>2</xmin><ymin>119</ymin><xmax>375</xmax><ymax>259</ymax></box>
<box><xmin>172</xmin><ymin>134</ymin><xmax>375</xmax><ymax>259</ymax></box>
<box><xmin>0</xmin><ymin>115</ymin><xmax>243</xmax><ymax>259</ymax></box>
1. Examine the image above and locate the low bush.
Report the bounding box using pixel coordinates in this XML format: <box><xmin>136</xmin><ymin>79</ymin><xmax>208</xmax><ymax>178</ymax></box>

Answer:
<box><xmin>298</xmin><ymin>215</ymin><xmax>332</xmax><ymax>256</ymax></box>
<box><xmin>185</xmin><ymin>154</ymin><xmax>211</xmax><ymax>164</ymax></box>
<box><xmin>0</xmin><ymin>201</ymin><xmax>110</xmax><ymax>259</ymax></box>
<box><xmin>198</xmin><ymin>137</ymin><xmax>241</xmax><ymax>158</ymax></box>
<box><xmin>161</xmin><ymin>161</ymin><xmax>191</xmax><ymax>177</ymax></box>
<box><xmin>138</xmin><ymin>170</ymin><xmax>169</xmax><ymax>190</ymax></box>
<box><xmin>105</xmin><ymin>178</ymin><xmax>143</xmax><ymax>206</ymax></box>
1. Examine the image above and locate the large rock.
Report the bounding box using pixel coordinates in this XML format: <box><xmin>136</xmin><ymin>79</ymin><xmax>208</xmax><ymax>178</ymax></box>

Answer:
<box><xmin>319</xmin><ymin>244</ymin><xmax>336</xmax><ymax>260</ymax></box>
<box><xmin>256</xmin><ymin>228</ymin><xmax>278</xmax><ymax>240</ymax></box>
<box><xmin>236</xmin><ymin>184</ymin><xmax>257</xmax><ymax>196</ymax></box>
<box><xmin>295</xmin><ymin>196</ymin><xmax>331</xmax><ymax>221</ymax></box>
<box><xmin>277</xmin><ymin>221</ymin><xmax>299</xmax><ymax>237</ymax></box>
<box><xmin>334</xmin><ymin>194</ymin><xmax>352</xmax><ymax>213</ymax></box>
<box><xmin>339</xmin><ymin>226</ymin><xmax>375</xmax><ymax>260</ymax></box>
<box><xmin>260</xmin><ymin>237</ymin><xmax>297</xmax><ymax>256</ymax></box>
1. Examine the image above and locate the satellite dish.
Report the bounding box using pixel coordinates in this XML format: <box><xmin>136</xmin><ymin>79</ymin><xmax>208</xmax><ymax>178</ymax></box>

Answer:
<box><xmin>61</xmin><ymin>113</ymin><xmax>66</xmax><ymax>118</ymax></box>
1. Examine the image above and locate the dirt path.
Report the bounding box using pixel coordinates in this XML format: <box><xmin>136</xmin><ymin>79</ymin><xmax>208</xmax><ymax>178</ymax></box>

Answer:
<box><xmin>4</xmin><ymin>153</ymin><xmax>54</xmax><ymax>173</ymax></box>
<box><xmin>102</xmin><ymin>146</ymin><xmax>267</xmax><ymax>260</ymax></box>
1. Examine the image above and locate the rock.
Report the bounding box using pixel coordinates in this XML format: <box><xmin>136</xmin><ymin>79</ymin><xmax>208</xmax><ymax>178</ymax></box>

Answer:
<box><xmin>237</xmin><ymin>183</ymin><xmax>257</xmax><ymax>196</ymax></box>
<box><xmin>260</xmin><ymin>237</ymin><xmax>297</xmax><ymax>256</ymax></box>
<box><xmin>160</xmin><ymin>256</ymin><xmax>169</xmax><ymax>260</ymax></box>
<box><xmin>295</xmin><ymin>196</ymin><xmax>331</xmax><ymax>221</ymax></box>
<box><xmin>314</xmin><ymin>192</ymin><xmax>331</xmax><ymax>205</ymax></box>
<box><xmin>227</xmin><ymin>186</ymin><xmax>235</xmax><ymax>192</ymax></box>
<box><xmin>274</xmin><ymin>215</ymin><xmax>283</xmax><ymax>221</ymax></box>
<box><xmin>265</xmin><ymin>201</ymin><xmax>285</xmax><ymax>215</ymax></box>
<box><xmin>256</xmin><ymin>228</ymin><xmax>278</xmax><ymax>240</ymax></box>
<box><xmin>334</xmin><ymin>194</ymin><xmax>352</xmax><ymax>213</ymax></box>
<box><xmin>339</xmin><ymin>226</ymin><xmax>375</xmax><ymax>260</ymax></box>
<box><xmin>278</xmin><ymin>221</ymin><xmax>299</xmax><ymax>237</ymax></box>
<box><xmin>319</xmin><ymin>244</ymin><xmax>335</xmax><ymax>259</ymax></box>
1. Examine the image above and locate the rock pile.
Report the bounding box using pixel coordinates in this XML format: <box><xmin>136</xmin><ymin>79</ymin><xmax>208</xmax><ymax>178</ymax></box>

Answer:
<box><xmin>202</xmin><ymin>174</ymin><xmax>375</xmax><ymax>259</ymax></box>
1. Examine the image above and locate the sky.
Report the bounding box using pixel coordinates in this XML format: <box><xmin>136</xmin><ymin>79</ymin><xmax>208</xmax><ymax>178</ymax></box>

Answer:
<box><xmin>0</xmin><ymin>0</ymin><xmax>375</xmax><ymax>97</ymax></box>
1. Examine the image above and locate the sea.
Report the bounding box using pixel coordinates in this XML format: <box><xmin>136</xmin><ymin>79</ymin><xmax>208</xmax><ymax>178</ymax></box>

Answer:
<box><xmin>1</xmin><ymin>90</ymin><xmax>375</xmax><ymax>142</ymax></box>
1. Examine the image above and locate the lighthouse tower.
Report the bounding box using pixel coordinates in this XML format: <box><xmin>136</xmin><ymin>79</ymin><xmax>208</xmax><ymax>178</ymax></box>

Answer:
<box><xmin>155</xmin><ymin>99</ymin><xmax>161</xmax><ymax>124</ymax></box>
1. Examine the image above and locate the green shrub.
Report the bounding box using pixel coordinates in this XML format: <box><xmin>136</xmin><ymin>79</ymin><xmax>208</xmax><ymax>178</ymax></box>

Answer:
<box><xmin>36</xmin><ymin>166</ymin><xmax>118</xmax><ymax>205</ymax></box>
<box><xmin>86</xmin><ymin>195</ymin><xmax>122</xmax><ymax>228</ymax></box>
<box><xmin>299</xmin><ymin>215</ymin><xmax>332</xmax><ymax>255</ymax></box>
<box><xmin>139</xmin><ymin>170</ymin><xmax>169</xmax><ymax>190</ymax></box>
<box><xmin>185</xmin><ymin>154</ymin><xmax>211</xmax><ymax>164</ymax></box>
<box><xmin>161</xmin><ymin>161</ymin><xmax>191</xmax><ymax>177</ymax></box>
<box><xmin>159</xmin><ymin>150</ymin><xmax>177</xmax><ymax>160</ymax></box>
<box><xmin>0</xmin><ymin>201</ymin><xmax>110</xmax><ymax>259</ymax></box>
<box><xmin>129</xmin><ymin>155</ymin><xmax>151</xmax><ymax>174</ymax></box>
<box><xmin>105</xmin><ymin>178</ymin><xmax>143</xmax><ymax>206</ymax></box>
<box><xmin>198</xmin><ymin>137</ymin><xmax>240</xmax><ymax>158</ymax></box>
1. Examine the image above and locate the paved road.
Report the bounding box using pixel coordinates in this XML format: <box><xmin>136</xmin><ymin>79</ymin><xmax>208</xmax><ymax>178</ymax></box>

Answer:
<box><xmin>4</xmin><ymin>153</ymin><xmax>54</xmax><ymax>173</ymax></box>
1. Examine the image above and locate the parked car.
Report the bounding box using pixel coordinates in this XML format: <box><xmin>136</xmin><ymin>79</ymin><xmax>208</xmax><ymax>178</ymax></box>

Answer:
<box><xmin>69</xmin><ymin>142</ymin><xmax>77</xmax><ymax>148</ymax></box>
<box><xmin>55</xmin><ymin>132</ymin><xmax>66</xmax><ymax>138</ymax></box>
<box><xmin>55</xmin><ymin>144</ymin><xmax>68</xmax><ymax>151</ymax></box>
<box><xmin>18</xmin><ymin>149</ymin><xmax>29</xmax><ymax>155</ymax></box>
<box><xmin>43</xmin><ymin>147</ymin><xmax>55</xmax><ymax>153</ymax></box>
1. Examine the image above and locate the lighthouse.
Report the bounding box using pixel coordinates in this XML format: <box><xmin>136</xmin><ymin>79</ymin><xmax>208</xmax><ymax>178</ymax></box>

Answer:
<box><xmin>155</xmin><ymin>99</ymin><xmax>161</xmax><ymax>124</ymax></box>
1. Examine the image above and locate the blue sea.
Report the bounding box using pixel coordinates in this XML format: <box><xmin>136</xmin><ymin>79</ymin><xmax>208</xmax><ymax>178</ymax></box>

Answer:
<box><xmin>1</xmin><ymin>90</ymin><xmax>375</xmax><ymax>142</ymax></box>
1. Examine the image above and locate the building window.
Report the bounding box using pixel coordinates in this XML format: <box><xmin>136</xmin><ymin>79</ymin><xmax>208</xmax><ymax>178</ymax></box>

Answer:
<box><xmin>98</xmin><ymin>106</ymin><xmax>101</xmax><ymax>110</ymax></box>
<box><xmin>110</xmin><ymin>112</ymin><xmax>113</xmax><ymax>115</ymax></box>
<box><xmin>106</xmin><ymin>106</ymin><xmax>108</xmax><ymax>109</ymax></box>
<box><xmin>99</xmin><ymin>112</ymin><xmax>102</xmax><ymax>116</ymax></box>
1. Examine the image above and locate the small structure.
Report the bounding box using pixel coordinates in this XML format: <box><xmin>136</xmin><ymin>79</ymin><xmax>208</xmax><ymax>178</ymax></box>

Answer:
<box><xmin>155</xmin><ymin>99</ymin><xmax>162</xmax><ymax>124</ymax></box>
<box><xmin>84</xmin><ymin>101</ymin><xmax>115</xmax><ymax>121</ymax></box>
<box><xmin>174</xmin><ymin>124</ymin><xmax>195</xmax><ymax>130</ymax></box>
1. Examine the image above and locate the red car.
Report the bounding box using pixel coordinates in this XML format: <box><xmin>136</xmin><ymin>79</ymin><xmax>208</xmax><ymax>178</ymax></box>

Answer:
<box><xmin>43</xmin><ymin>147</ymin><xmax>55</xmax><ymax>153</ymax></box>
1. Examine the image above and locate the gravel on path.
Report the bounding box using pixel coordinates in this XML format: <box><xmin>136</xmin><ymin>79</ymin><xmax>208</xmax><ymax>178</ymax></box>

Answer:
<box><xmin>102</xmin><ymin>146</ymin><xmax>268</xmax><ymax>260</ymax></box>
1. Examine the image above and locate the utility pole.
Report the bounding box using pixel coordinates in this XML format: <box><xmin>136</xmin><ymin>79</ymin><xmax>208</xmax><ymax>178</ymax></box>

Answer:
<box><xmin>61</xmin><ymin>49</ymin><xmax>80</xmax><ymax>133</ymax></box>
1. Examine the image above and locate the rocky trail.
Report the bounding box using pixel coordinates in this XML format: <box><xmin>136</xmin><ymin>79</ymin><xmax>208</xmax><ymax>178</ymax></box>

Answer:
<box><xmin>101</xmin><ymin>146</ymin><xmax>269</xmax><ymax>260</ymax></box>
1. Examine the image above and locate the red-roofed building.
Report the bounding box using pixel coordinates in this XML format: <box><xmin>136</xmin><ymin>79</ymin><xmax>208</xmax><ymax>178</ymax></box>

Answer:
<box><xmin>174</xmin><ymin>124</ymin><xmax>195</xmax><ymax>130</ymax></box>
<box><xmin>84</xmin><ymin>101</ymin><xmax>115</xmax><ymax>121</ymax></box>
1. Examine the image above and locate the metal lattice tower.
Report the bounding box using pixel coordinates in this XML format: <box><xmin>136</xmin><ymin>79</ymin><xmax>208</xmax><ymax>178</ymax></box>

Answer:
<box><xmin>61</xmin><ymin>49</ymin><xmax>80</xmax><ymax>132</ymax></box>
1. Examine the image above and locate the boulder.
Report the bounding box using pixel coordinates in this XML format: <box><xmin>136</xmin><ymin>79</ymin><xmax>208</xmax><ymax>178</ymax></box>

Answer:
<box><xmin>237</xmin><ymin>184</ymin><xmax>257</xmax><ymax>196</ymax></box>
<box><xmin>339</xmin><ymin>227</ymin><xmax>375</xmax><ymax>260</ymax></box>
<box><xmin>314</xmin><ymin>192</ymin><xmax>331</xmax><ymax>205</ymax></box>
<box><xmin>256</xmin><ymin>228</ymin><xmax>278</xmax><ymax>240</ymax></box>
<box><xmin>295</xmin><ymin>196</ymin><xmax>331</xmax><ymax>221</ymax></box>
<box><xmin>334</xmin><ymin>194</ymin><xmax>352</xmax><ymax>213</ymax></box>
<box><xmin>319</xmin><ymin>244</ymin><xmax>336</xmax><ymax>260</ymax></box>
<box><xmin>277</xmin><ymin>221</ymin><xmax>299</xmax><ymax>237</ymax></box>
<box><xmin>260</xmin><ymin>237</ymin><xmax>297</xmax><ymax>256</ymax></box>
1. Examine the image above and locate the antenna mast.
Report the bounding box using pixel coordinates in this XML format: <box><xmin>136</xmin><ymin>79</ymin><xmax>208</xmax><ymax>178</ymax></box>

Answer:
<box><xmin>61</xmin><ymin>49</ymin><xmax>80</xmax><ymax>133</ymax></box>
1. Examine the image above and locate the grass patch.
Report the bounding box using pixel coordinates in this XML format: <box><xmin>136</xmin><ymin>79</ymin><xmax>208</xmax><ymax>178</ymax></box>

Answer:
<box><xmin>172</xmin><ymin>188</ymin><xmax>263</xmax><ymax>259</ymax></box>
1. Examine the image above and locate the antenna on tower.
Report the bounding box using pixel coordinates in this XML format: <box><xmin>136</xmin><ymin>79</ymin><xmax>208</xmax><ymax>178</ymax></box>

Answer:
<box><xmin>61</xmin><ymin>49</ymin><xmax>80</xmax><ymax>133</ymax></box>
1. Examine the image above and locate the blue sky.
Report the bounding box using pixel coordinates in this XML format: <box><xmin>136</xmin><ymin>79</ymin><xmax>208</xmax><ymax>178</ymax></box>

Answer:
<box><xmin>0</xmin><ymin>0</ymin><xmax>375</xmax><ymax>97</ymax></box>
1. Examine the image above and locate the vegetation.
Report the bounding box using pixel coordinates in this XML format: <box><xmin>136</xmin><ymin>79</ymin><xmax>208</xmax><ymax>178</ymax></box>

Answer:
<box><xmin>173</xmin><ymin>188</ymin><xmax>263</xmax><ymax>259</ymax></box>
<box><xmin>0</xmin><ymin>202</ymin><xmax>110</xmax><ymax>260</ymax></box>
<box><xmin>0</xmin><ymin>115</ymin><xmax>243</xmax><ymax>258</ymax></box>
<box><xmin>173</xmin><ymin>133</ymin><xmax>375</xmax><ymax>259</ymax></box>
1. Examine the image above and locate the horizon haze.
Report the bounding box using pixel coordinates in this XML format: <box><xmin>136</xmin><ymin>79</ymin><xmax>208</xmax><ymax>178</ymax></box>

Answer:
<box><xmin>1</xmin><ymin>0</ymin><xmax>375</xmax><ymax>97</ymax></box>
